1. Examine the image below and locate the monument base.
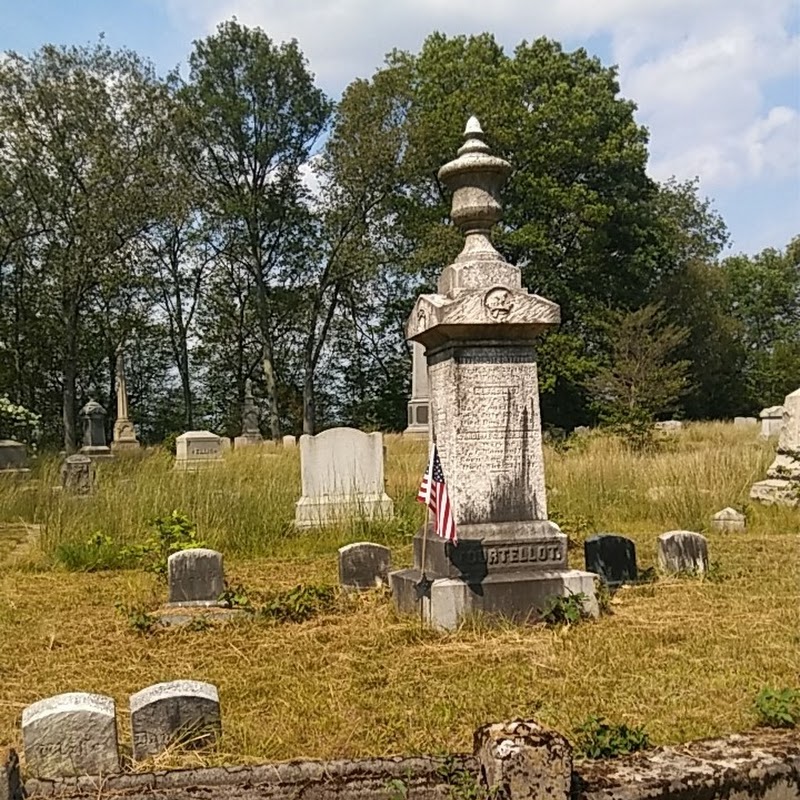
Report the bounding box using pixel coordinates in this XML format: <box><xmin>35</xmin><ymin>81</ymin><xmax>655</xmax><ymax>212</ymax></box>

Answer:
<box><xmin>173</xmin><ymin>458</ymin><xmax>225</xmax><ymax>472</ymax></box>
<box><xmin>111</xmin><ymin>439</ymin><xmax>140</xmax><ymax>452</ymax></box>
<box><xmin>294</xmin><ymin>493</ymin><xmax>395</xmax><ymax>529</ymax></box>
<box><xmin>0</xmin><ymin>468</ymin><xmax>31</xmax><ymax>481</ymax></box>
<box><xmin>154</xmin><ymin>604</ymin><xmax>249</xmax><ymax>628</ymax></box>
<box><xmin>390</xmin><ymin>568</ymin><xmax>599</xmax><ymax>631</ymax></box>
<box><xmin>234</xmin><ymin>434</ymin><xmax>264</xmax><ymax>448</ymax></box>
<box><xmin>749</xmin><ymin>479</ymin><xmax>798</xmax><ymax>506</ymax></box>
<box><xmin>80</xmin><ymin>446</ymin><xmax>114</xmax><ymax>461</ymax></box>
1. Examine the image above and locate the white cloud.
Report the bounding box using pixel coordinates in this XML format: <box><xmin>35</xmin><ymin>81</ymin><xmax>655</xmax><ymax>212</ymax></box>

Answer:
<box><xmin>162</xmin><ymin>0</ymin><xmax>800</xmax><ymax>248</ymax></box>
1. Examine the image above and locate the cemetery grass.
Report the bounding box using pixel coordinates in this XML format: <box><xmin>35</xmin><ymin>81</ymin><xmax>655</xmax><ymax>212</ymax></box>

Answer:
<box><xmin>0</xmin><ymin>424</ymin><xmax>798</xmax><ymax>770</ymax></box>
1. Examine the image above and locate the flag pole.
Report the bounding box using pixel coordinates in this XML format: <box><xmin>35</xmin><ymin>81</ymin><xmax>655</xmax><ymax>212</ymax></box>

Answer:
<box><xmin>417</xmin><ymin>439</ymin><xmax>436</xmax><ymax>621</ymax></box>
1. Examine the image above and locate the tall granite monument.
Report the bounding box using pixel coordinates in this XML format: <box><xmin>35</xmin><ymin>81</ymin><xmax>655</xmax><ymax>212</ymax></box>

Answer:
<box><xmin>404</xmin><ymin>341</ymin><xmax>430</xmax><ymax>437</ymax></box>
<box><xmin>234</xmin><ymin>379</ymin><xmax>263</xmax><ymax>448</ymax></box>
<box><xmin>111</xmin><ymin>349</ymin><xmax>140</xmax><ymax>452</ymax></box>
<box><xmin>390</xmin><ymin>118</ymin><xmax>598</xmax><ymax>629</ymax></box>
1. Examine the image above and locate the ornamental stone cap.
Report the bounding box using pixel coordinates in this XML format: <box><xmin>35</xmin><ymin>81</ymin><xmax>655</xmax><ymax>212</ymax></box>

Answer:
<box><xmin>129</xmin><ymin>680</ymin><xmax>219</xmax><ymax>714</ymax></box>
<box><xmin>22</xmin><ymin>692</ymin><xmax>115</xmax><ymax>726</ymax></box>
<box><xmin>80</xmin><ymin>399</ymin><xmax>106</xmax><ymax>417</ymax></box>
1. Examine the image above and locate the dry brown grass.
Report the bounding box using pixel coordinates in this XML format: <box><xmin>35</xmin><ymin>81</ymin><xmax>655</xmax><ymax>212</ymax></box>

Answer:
<box><xmin>0</xmin><ymin>423</ymin><xmax>797</xmax><ymax>771</ymax></box>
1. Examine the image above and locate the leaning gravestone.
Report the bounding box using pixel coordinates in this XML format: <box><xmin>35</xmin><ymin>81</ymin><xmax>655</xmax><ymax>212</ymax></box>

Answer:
<box><xmin>338</xmin><ymin>542</ymin><xmax>391</xmax><ymax>591</ymax></box>
<box><xmin>711</xmin><ymin>507</ymin><xmax>746</xmax><ymax>532</ymax></box>
<box><xmin>129</xmin><ymin>681</ymin><xmax>221</xmax><ymax>760</ymax></box>
<box><xmin>388</xmin><ymin>118</ymin><xmax>598</xmax><ymax>629</ymax></box>
<box><xmin>751</xmin><ymin>387</ymin><xmax>800</xmax><ymax>505</ymax></box>
<box><xmin>60</xmin><ymin>454</ymin><xmax>93</xmax><ymax>494</ymax></box>
<box><xmin>22</xmin><ymin>693</ymin><xmax>120</xmax><ymax>778</ymax></box>
<box><xmin>584</xmin><ymin>534</ymin><xmax>637</xmax><ymax>587</ymax></box>
<box><xmin>759</xmin><ymin>405</ymin><xmax>784</xmax><ymax>439</ymax></box>
<box><xmin>174</xmin><ymin>431</ymin><xmax>224</xmax><ymax>471</ymax></box>
<box><xmin>295</xmin><ymin>428</ymin><xmax>394</xmax><ymax>528</ymax></box>
<box><xmin>658</xmin><ymin>531</ymin><xmax>708</xmax><ymax>574</ymax></box>
<box><xmin>167</xmin><ymin>548</ymin><xmax>224</xmax><ymax>605</ymax></box>
<box><xmin>79</xmin><ymin>400</ymin><xmax>112</xmax><ymax>460</ymax></box>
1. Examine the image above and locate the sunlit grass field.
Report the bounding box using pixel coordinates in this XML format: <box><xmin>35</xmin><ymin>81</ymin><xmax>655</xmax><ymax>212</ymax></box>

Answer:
<box><xmin>0</xmin><ymin>423</ymin><xmax>797</xmax><ymax>771</ymax></box>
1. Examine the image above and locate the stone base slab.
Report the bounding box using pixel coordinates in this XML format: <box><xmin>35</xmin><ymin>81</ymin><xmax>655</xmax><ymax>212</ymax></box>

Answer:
<box><xmin>154</xmin><ymin>605</ymin><xmax>249</xmax><ymax>628</ymax></box>
<box><xmin>173</xmin><ymin>458</ymin><xmax>225</xmax><ymax>472</ymax></box>
<box><xmin>0</xmin><ymin>468</ymin><xmax>31</xmax><ymax>481</ymax></box>
<box><xmin>389</xmin><ymin>567</ymin><xmax>599</xmax><ymax>630</ymax></box>
<box><xmin>294</xmin><ymin>494</ymin><xmax>395</xmax><ymax>529</ymax></box>
<box><xmin>749</xmin><ymin>479</ymin><xmax>798</xmax><ymax>506</ymax></box>
<box><xmin>402</xmin><ymin>424</ymin><xmax>429</xmax><ymax>438</ymax></box>
<box><xmin>110</xmin><ymin>439</ymin><xmax>140</xmax><ymax>452</ymax></box>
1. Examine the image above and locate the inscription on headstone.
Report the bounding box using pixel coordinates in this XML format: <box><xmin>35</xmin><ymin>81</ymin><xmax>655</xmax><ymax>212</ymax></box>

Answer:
<box><xmin>338</xmin><ymin>542</ymin><xmax>391</xmax><ymax>591</ymax></box>
<box><xmin>129</xmin><ymin>681</ymin><xmax>221</xmax><ymax>760</ymax></box>
<box><xmin>658</xmin><ymin>531</ymin><xmax>708</xmax><ymax>574</ymax></box>
<box><xmin>174</xmin><ymin>431</ymin><xmax>224</xmax><ymax>471</ymax></box>
<box><xmin>168</xmin><ymin>548</ymin><xmax>224</xmax><ymax>605</ymax></box>
<box><xmin>584</xmin><ymin>534</ymin><xmax>637</xmax><ymax>587</ymax></box>
<box><xmin>22</xmin><ymin>693</ymin><xmax>120</xmax><ymax>778</ymax></box>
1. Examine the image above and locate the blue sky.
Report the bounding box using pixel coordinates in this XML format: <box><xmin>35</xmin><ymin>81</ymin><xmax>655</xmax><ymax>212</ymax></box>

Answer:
<box><xmin>2</xmin><ymin>0</ymin><xmax>798</xmax><ymax>256</ymax></box>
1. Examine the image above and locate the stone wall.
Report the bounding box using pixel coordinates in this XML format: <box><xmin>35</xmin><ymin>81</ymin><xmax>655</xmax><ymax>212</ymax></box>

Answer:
<box><xmin>9</xmin><ymin>728</ymin><xmax>799</xmax><ymax>800</ymax></box>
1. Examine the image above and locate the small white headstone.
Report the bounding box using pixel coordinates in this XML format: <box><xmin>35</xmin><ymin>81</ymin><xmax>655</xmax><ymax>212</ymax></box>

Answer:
<box><xmin>658</xmin><ymin>531</ymin><xmax>709</xmax><ymax>574</ymax></box>
<box><xmin>654</xmin><ymin>420</ymin><xmax>682</xmax><ymax>433</ymax></box>
<box><xmin>174</xmin><ymin>431</ymin><xmax>224</xmax><ymax>471</ymax></box>
<box><xmin>167</xmin><ymin>548</ymin><xmax>224</xmax><ymax>605</ymax></box>
<box><xmin>711</xmin><ymin>507</ymin><xmax>746</xmax><ymax>532</ymax></box>
<box><xmin>295</xmin><ymin>427</ymin><xmax>394</xmax><ymax>528</ymax></box>
<box><xmin>282</xmin><ymin>434</ymin><xmax>297</xmax><ymax>448</ymax></box>
<box><xmin>22</xmin><ymin>693</ymin><xmax>120</xmax><ymax>778</ymax></box>
<box><xmin>734</xmin><ymin>416</ymin><xmax>758</xmax><ymax>427</ymax></box>
<box><xmin>129</xmin><ymin>680</ymin><xmax>221</xmax><ymax>760</ymax></box>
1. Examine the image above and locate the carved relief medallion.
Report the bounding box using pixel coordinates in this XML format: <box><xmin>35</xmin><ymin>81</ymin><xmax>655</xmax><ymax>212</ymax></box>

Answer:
<box><xmin>483</xmin><ymin>287</ymin><xmax>514</xmax><ymax>321</ymax></box>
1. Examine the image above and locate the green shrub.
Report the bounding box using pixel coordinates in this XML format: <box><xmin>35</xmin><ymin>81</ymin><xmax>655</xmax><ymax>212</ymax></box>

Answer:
<box><xmin>218</xmin><ymin>582</ymin><xmax>253</xmax><ymax>611</ymax></box>
<box><xmin>574</xmin><ymin>715</ymin><xmax>650</xmax><ymax>759</ymax></box>
<box><xmin>121</xmin><ymin>510</ymin><xmax>203</xmax><ymax>577</ymax></box>
<box><xmin>755</xmin><ymin>687</ymin><xmax>800</xmax><ymax>728</ymax></box>
<box><xmin>261</xmin><ymin>583</ymin><xmax>336</xmax><ymax>623</ymax></box>
<box><xmin>114</xmin><ymin>601</ymin><xmax>156</xmax><ymax>635</ymax></box>
<box><xmin>541</xmin><ymin>592</ymin><xmax>588</xmax><ymax>627</ymax></box>
<box><xmin>55</xmin><ymin>532</ymin><xmax>133</xmax><ymax>572</ymax></box>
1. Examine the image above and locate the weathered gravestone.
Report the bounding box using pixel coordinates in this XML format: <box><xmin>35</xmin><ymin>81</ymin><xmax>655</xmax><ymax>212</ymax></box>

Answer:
<box><xmin>174</xmin><ymin>431</ymin><xmax>224</xmax><ymax>471</ymax></box>
<box><xmin>282</xmin><ymin>435</ymin><xmax>297</xmax><ymax>448</ymax></box>
<box><xmin>111</xmin><ymin>349</ymin><xmax>140</xmax><ymax>452</ymax></box>
<box><xmin>234</xmin><ymin>379</ymin><xmax>263</xmax><ymax>448</ymax></box>
<box><xmin>711</xmin><ymin>507</ymin><xmax>746</xmax><ymax>532</ymax></box>
<box><xmin>751</xmin><ymin>387</ymin><xmax>800</xmax><ymax>506</ymax></box>
<box><xmin>405</xmin><ymin>341</ymin><xmax>430</xmax><ymax>437</ymax></box>
<box><xmin>295</xmin><ymin>427</ymin><xmax>394</xmax><ymax>528</ymax></box>
<box><xmin>654</xmin><ymin>420</ymin><xmax>682</xmax><ymax>434</ymax></box>
<box><xmin>167</xmin><ymin>548</ymin><xmax>224</xmax><ymax>605</ymax></box>
<box><xmin>129</xmin><ymin>681</ymin><xmax>221</xmax><ymax>760</ymax></box>
<box><xmin>79</xmin><ymin>400</ymin><xmax>112</xmax><ymax>459</ymax></box>
<box><xmin>60</xmin><ymin>454</ymin><xmax>93</xmax><ymax>494</ymax></box>
<box><xmin>734</xmin><ymin>416</ymin><xmax>758</xmax><ymax>427</ymax></box>
<box><xmin>0</xmin><ymin>439</ymin><xmax>29</xmax><ymax>478</ymax></box>
<box><xmin>22</xmin><ymin>693</ymin><xmax>120</xmax><ymax>778</ymax></box>
<box><xmin>389</xmin><ymin>118</ymin><xmax>597</xmax><ymax>629</ymax></box>
<box><xmin>584</xmin><ymin>534</ymin><xmax>637</xmax><ymax>587</ymax></box>
<box><xmin>338</xmin><ymin>542</ymin><xmax>391</xmax><ymax>591</ymax></box>
<box><xmin>759</xmin><ymin>405</ymin><xmax>784</xmax><ymax>439</ymax></box>
<box><xmin>658</xmin><ymin>531</ymin><xmax>708</xmax><ymax>574</ymax></box>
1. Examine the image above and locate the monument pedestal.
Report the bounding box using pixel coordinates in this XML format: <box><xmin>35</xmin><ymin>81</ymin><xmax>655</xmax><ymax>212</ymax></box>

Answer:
<box><xmin>294</xmin><ymin>493</ymin><xmax>394</xmax><ymax>529</ymax></box>
<box><xmin>80</xmin><ymin>445</ymin><xmax>113</xmax><ymax>461</ymax></box>
<box><xmin>390</xmin><ymin>523</ymin><xmax>598</xmax><ymax>630</ymax></box>
<box><xmin>404</xmin><ymin>399</ymin><xmax>430</xmax><ymax>437</ymax></box>
<box><xmin>111</xmin><ymin>419</ymin><xmax>140</xmax><ymax>452</ymax></box>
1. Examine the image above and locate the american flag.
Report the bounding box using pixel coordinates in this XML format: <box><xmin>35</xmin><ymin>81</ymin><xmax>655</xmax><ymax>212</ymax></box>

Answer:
<box><xmin>417</xmin><ymin>445</ymin><xmax>457</xmax><ymax>544</ymax></box>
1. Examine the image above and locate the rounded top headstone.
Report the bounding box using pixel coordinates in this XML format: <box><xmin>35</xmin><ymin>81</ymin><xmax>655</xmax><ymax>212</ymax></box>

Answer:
<box><xmin>129</xmin><ymin>680</ymin><xmax>219</xmax><ymax>714</ymax></box>
<box><xmin>22</xmin><ymin>692</ymin><xmax>115</xmax><ymax>726</ymax></box>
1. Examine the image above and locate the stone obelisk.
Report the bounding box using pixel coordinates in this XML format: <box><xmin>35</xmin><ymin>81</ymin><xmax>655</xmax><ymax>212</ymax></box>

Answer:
<box><xmin>404</xmin><ymin>341</ymin><xmax>431</xmax><ymax>437</ymax></box>
<box><xmin>389</xmin><ymin>118</ymin><xmax>598</xmax><ymax>629</ymax></box>
<box><xmin>111</xmin><ymin>349</ymin><xmax>140</xmax><ymax>452</ymax></box>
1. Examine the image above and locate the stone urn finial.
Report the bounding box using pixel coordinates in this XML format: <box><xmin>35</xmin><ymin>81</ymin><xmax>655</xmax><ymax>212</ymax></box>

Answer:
<box><xmin>437</xmin><ymin>117</ymin><xmax>512</xmax><ymax>265</ymax></box>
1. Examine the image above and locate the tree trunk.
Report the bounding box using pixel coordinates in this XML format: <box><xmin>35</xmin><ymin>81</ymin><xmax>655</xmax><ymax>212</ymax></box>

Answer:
<box><xmin>63</xmin><ymin>344</ymin><xmax>78</xmax><ymax>453</ymax></box>
<box><xmin>178</xmin><ymin>348</ymin><xmax>193</xmax><ymax>429</ymax></box>
<box><xmin>302</xmin><ymin>372</ymin><xmax>315</xmax><ymax>435</ymax></box>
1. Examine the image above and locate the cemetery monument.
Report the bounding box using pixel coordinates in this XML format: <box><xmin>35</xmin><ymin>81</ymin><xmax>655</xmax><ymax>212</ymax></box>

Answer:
<box><xmin>79</xmin><ymin>399</ymin><xmax>112</xmax><ymax>459</ymax></box>
<box><xmin>404</xmin><ymin>341</ymin><xmax>431</xmax><ymax>437</ymax></box>
<box><xmin>389</xmin><ymin>117</ymin><xmax>598</xmax><ymax>629</ymax></box>
<box><xmin>111</xmin><ymin>348</ymin><xmax>140</xmax><ymax>452</ymax></box>
<box><xmin>750</xmin><ymin>387</ymin><xmax>800</xmax><ymax>505</ymax></box>
<box><xmin>174</xmin><ymin>431</ymin><xmax>224</xmax><ymax>470</ymax></box>
<box><xmin>234</xmin><ymin>378</ymin><xmax>263</xmax><ymax>448</ymax></box>
<box><xmin>295</xmin><ymin>427</ymin><xmax>394</xmax><ymax>528</ymax></box>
